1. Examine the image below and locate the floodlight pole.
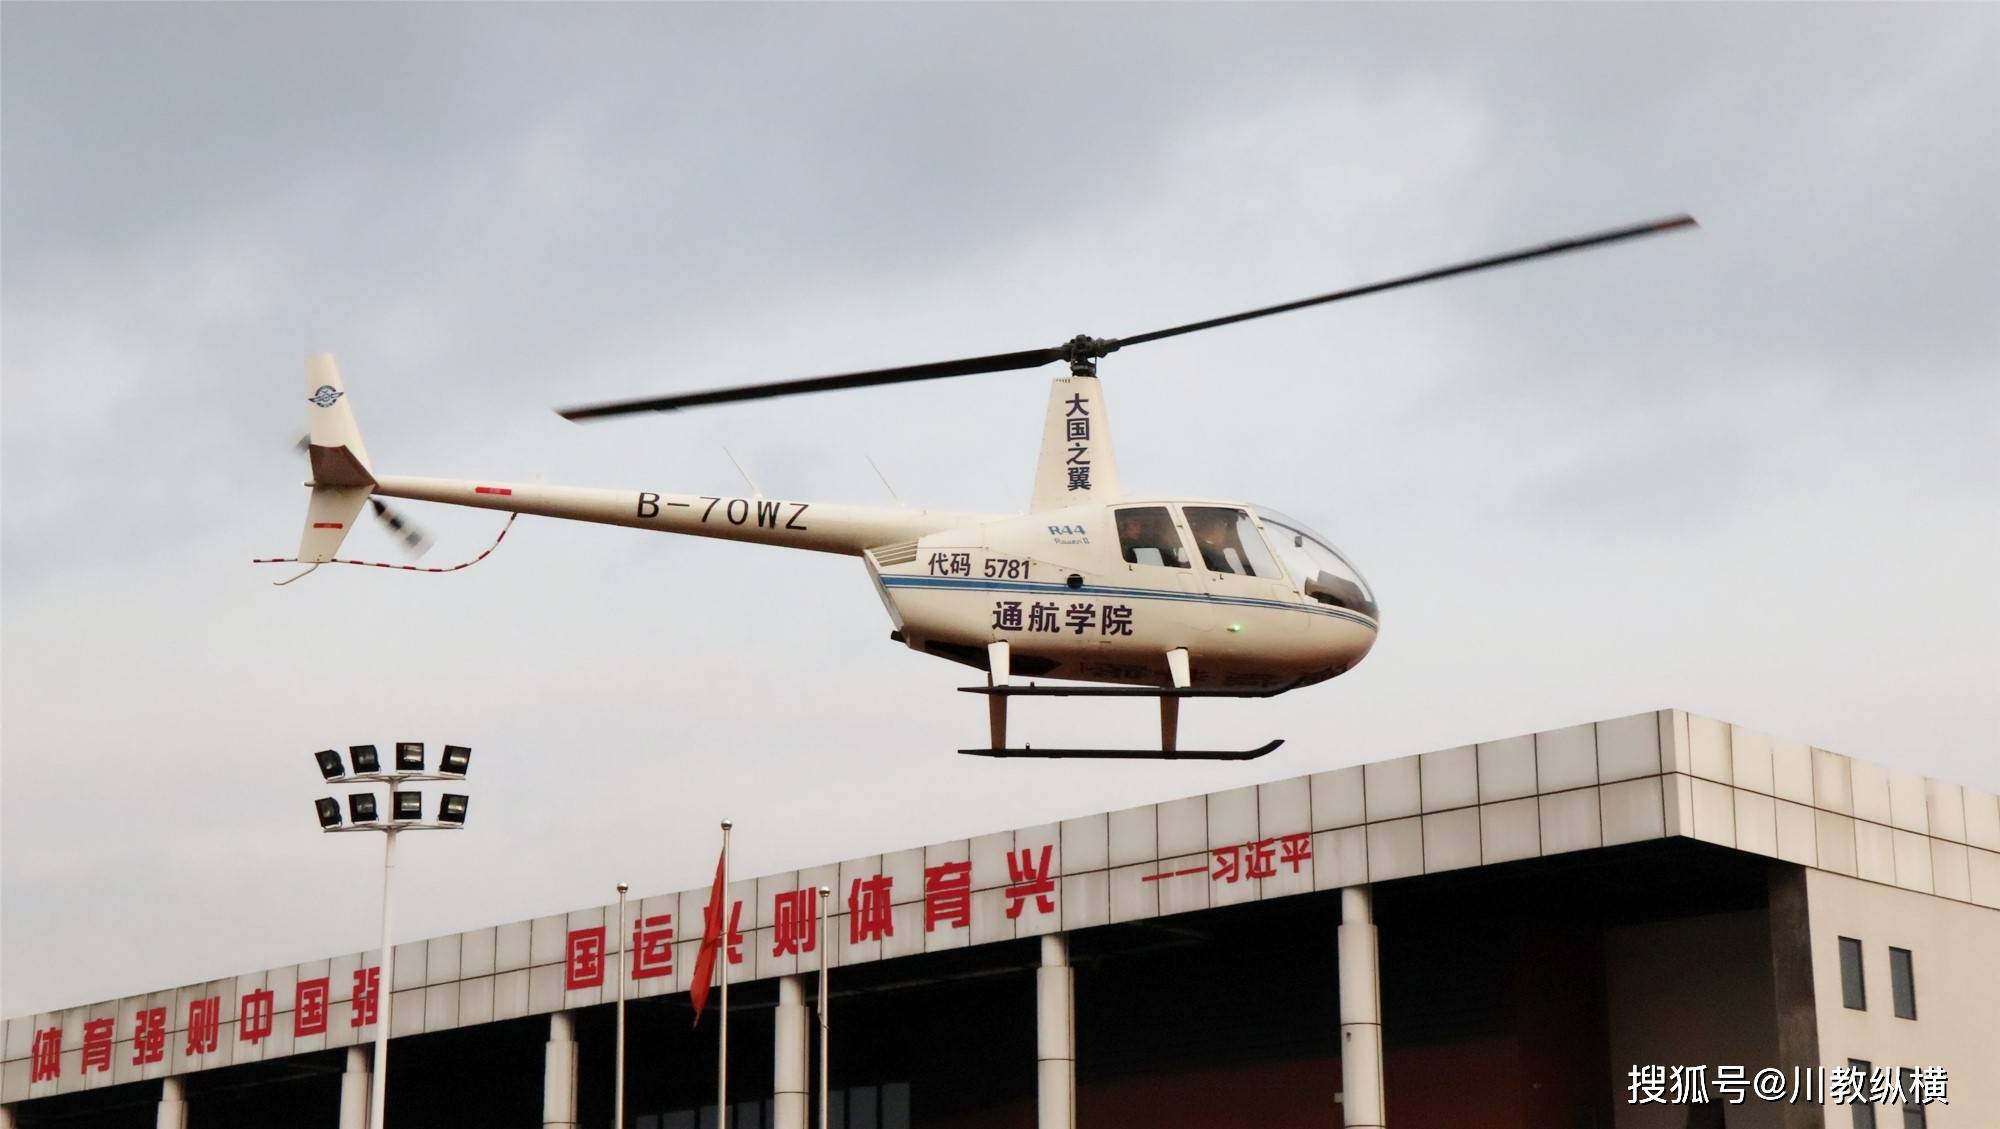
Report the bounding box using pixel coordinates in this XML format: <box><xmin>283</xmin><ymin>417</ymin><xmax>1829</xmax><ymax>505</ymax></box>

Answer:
<box><xmin>370</xmin><ymin>826</ymin><xmax>398</xmax><ymax>1129</ymax></box>
<box><xmin>317</xmin><ymin>760</ymin><xmax>468</xmax><ymax>1129</ymax></box>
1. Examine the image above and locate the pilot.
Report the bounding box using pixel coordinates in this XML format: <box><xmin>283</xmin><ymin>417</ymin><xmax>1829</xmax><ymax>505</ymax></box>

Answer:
<box><xmin>1119</xmin><ymin>509</ymin><xmax>1169</xmax><ymax>567</ymax></box>
<box><xmin>1117</xmin><ymin>510</ymin><xmax>1146</xmax><ymax>546</ymax></box>
<box><xmin>1191</xmin><ymin>514</ymin><xmax>1236</xmax><ymax>573</ymax></box>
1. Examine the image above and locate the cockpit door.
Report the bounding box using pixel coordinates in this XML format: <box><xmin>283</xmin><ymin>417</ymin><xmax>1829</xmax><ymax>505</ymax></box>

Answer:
<box><xmin>1180</xmin><ymin>505</ymin><xmax>1303</xmax><ymax>633</ymax></box>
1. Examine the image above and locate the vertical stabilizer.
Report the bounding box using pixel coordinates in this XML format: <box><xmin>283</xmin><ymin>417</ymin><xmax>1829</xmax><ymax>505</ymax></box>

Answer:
<box><xmin>299</xmin><ymin>354</ymin><xmax>378</xmax><ymax>562</ymax></box>
<box><xmin>1028</xmin><ymin>375</ymin><xmax>1120</xmax><ymax>511</ymax></box>
<box><xmin>303</xmin><ymin>353</ymin><xmax>375</xmax><ymax>487</ymax></box>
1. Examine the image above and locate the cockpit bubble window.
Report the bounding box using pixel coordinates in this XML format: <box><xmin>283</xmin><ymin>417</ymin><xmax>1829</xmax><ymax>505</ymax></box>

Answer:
<box><xmin>1184</xmin><ymin>506</ymin><xmax>1283</xmax><ymax>579</ymax></box>
<box><xmin>1256</xmin><ymin>507</ymin><xmax>1378</xmax><ymax>619</ymax></box>
<box><xmin>1115</xmin><ymin>506</ymin><xmax>1190</xmax><ymax>568</ymax></box>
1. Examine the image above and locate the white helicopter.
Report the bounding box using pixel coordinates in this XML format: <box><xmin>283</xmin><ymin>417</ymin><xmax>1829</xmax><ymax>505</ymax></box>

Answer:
<box><xmin>284</xmin><ymin>215</ymin><xmax>1695</xmax><ymax>760</ymax></box>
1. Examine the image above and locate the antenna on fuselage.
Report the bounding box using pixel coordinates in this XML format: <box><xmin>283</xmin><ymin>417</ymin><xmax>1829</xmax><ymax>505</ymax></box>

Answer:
<box><xmin>722</xmin><ymin>447</ymin><xmax>764</xmax><ymax>499</ymax></box>
<box><xmin>865</xmin><ymin>454</ymin><xmax>906</xmax><ymax>507</ymax></box>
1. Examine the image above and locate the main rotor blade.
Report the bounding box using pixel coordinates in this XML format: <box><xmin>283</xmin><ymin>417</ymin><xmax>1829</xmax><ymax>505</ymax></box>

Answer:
<box><xmin>557</xmin><ymin>213</ymin><xmax>1694</xmax><ymax>421</ymax></box>
<box><xmin>557</xmin><ymin>344</ymin><xmax>1067</xmax><ymax>420</ymax></box>
<box><xmin>1115</xmin><ymin>214</ymin><xmax>1697</xmax><ymax>350</ymax></box>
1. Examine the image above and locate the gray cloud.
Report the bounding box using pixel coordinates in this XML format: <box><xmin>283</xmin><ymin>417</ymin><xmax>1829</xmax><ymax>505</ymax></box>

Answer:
<box><xmin>4</xmin><ymin>4</ymin><xmax>1995</xmax><ymax>1016</ymax></box>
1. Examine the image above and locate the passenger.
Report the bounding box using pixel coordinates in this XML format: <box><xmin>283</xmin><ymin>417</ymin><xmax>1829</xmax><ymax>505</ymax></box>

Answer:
<box><xmin>1190</xmin><ymin>513</ymin><xmax>1237</xmax><ymax>574</ymax></box>
<box><xmin>1118</xmin><ymin>507</ymin><xmax>1187</xmax><ymax>568</ymax></box>
<box><xmin>1117</xmin><ymin>511</ymin><xmax>1146</xmax><ymax>550</ymax></box>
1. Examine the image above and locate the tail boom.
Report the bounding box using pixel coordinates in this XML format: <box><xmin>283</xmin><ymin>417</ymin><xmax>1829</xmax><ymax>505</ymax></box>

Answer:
<box><xmin>371</xmin><ymin>475</ymin><xmax>1000</xmax><ymax>557</ymax></box>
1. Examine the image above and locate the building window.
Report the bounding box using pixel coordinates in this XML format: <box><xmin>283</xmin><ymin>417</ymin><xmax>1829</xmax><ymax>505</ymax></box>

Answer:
<box><xmin>1899</xmin><ymin>1069</ymin><xmax>1927</xmax><ymax>1129</ymax></box>
<box><xmin>1889</xmin><ymin>947</ymin><xmax>1916</xmax><ymax>1019</ymax></box>
<box><xmin>1839</xmin><ymin>936</ymin><xmax>1866</xmax><ymax>1010</ymax></box>
<box><xmin>1850</xmin><ymin>1059</ymin><xmax>1876</xmax><ymax>1129</ymax></box>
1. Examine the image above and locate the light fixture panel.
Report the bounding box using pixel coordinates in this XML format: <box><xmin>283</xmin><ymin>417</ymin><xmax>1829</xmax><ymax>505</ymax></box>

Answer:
<box><xmin>439</xmin><ymin>793</ymin><xmax>469</xmax><ymax>825</ymax></box>
<box><xmin>349</xmin><ymin>745</ymin><xmax>381</xmax><ymax>775</ymax></box>
<box><xmin>315</xmin><ymin>797</ymin><xmax>343</xmax><ymax>829</ymax></box>
<box><xmin>348</xmin><ymin>792</ymin><xmax>379</xmax><ymax>823</ymax></box>
<box><xmin>439</xmin><ymin>745</ymin><xmax>471</xmax><ymax>776</ymax></box>
<box><xmin>396</xmin><ymin>742</ymin><xmax>425</xmax><ymax>771</ymax></box>
<box><xmin>393</xmin><ymin>790</ymin><xmax>423</xmax><ymax>821</ymax></box>
<box><xmin>314</xmin><ymin>750</ymin><xmax>346</xmax><ymax>781</ymax></box>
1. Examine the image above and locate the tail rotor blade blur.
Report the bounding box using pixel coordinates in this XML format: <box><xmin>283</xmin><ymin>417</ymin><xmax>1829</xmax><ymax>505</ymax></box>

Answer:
<box><xmin>369</xmin><ymin>498</ymin><xmax>434</xmax><ymax>559</ymax></box>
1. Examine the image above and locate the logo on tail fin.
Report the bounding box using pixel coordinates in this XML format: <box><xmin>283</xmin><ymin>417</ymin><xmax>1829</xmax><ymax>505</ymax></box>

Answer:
<box><xmin>309</xmin><ymin>385</ymin><xmax>343</xmax><ymax>408</ymax></box>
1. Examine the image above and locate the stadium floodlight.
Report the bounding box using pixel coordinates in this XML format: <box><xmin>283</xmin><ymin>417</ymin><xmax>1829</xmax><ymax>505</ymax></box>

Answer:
<box><xmin>315</xmin><ymin>750</ymin><xmax>347</xmax><ymax>781</ymax></box>
<box><xmin>393</xmin><ymin>790</ymin><xmax>423</xmax><ymax>821</ymax></box>
<box><xmin>396</xmin><ymin>742</ymin><xmax>425</xmax><ymax>772</ymax></box>
<box><xmin>309</xmin><ymin>740</ymin><xmax>473</xmax><ymax>1129</ymax></box>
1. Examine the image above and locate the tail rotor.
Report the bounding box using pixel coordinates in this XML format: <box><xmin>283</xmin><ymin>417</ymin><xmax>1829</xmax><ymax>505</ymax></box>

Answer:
<box><xmin>288</xmin><ymin>428</ymin><xmax>432</xmax><ymax>559</ymax></box>
<box><xmin>368</xmin><ymin>497</ymin><xmax>433</xmax><ymax>558</ymax></box>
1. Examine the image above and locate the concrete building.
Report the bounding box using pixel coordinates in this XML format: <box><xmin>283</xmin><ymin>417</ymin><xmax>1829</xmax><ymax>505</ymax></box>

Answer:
<box><xmin>5</xmin><ymin>709</ymin><xmax>1996</xmax><ymax>1128</ymax></box>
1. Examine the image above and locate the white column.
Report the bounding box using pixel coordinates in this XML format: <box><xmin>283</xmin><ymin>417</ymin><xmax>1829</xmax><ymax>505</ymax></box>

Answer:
<box><xmin>1036</xmin><ymin>933</ymin><xmax>1075</xmax><ymax>1129</ymax></box>
<box><xmin>1338</xmin><ymin>886</ymin><xmax>1385</xmax><ymax>1129</ymax></box>
<box><xmin>339</xmin><ymin>1046</ymin><xmax>371</xmax><ymax>1129</ymax></box>
<box><xmin>543</xmin><ymin>1011</ymin><xmax>579</xmax><ymax>1129</ymax></box>
<box><xmin>774</xmin><ymin>975</ymin><xmax>809</xmax><ymax>1129</ymax></box>
<box><xmin>157</xmin><ymin>1076</ymin><xmax>188</xmax><ymax>1129</ymax></box>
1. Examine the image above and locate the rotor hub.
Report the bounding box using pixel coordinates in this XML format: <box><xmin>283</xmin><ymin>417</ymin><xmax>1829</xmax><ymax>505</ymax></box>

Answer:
<box><xmin>1060</xmin><ymin>335</ymin><xmax>1119</xmax><ymax>378</ymax></box>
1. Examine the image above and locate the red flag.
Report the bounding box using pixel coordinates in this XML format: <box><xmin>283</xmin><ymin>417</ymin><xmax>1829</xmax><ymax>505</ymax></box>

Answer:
<box><xmin>688</xmin><ymin>844</ymin><xmax>727</xmax><ymax>1026</ymax></box>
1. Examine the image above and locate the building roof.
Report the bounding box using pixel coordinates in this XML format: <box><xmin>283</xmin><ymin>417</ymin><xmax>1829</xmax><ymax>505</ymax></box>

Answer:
<box><xmin>5</xmin><ymin>708</ymin><xmax>1997</xmax><ymax>1102</ymax></box>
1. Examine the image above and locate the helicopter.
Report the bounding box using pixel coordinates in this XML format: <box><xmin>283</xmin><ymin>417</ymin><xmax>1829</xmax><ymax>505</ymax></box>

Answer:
<box><xmin>282</xmin><ymin>214</ymin><xmax>1696</xmax><ymax>760</ymax></box>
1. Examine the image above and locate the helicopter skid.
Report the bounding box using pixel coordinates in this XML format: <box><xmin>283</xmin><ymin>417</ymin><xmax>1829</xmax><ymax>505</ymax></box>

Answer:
<box><xmin>959</xmin><ymin>739</ymin><xmax>1283</xmax><ymax>762</ymax></box>
<box><xmin>957</xmin><ymin>684</ymin><xmax>1294</xmax><ymax>699</ymax></box>
<box><xmin>959</xmin><ymin>681</ymin><xmax>1288</xmax><ymax>761</ymax></box>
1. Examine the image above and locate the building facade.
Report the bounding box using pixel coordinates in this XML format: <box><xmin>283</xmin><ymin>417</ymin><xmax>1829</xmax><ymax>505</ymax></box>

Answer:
<box><xmin>5</xmin><ymin>710</ymin><xmax>1996</xmax><ymax>1128</ymax></box>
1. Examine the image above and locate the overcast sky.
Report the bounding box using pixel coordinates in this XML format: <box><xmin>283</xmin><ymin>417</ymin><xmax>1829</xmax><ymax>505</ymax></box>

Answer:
<box><xmin>4</xmin><ymin>4</ymin><xmax>1995</xmax><ymax>1018</ymax></box>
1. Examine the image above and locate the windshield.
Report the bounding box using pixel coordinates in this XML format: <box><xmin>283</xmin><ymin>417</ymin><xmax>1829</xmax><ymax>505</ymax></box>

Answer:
<box><xmin>1184</xmin><ymin>506</ymin><xmax>1283</xmax><ymax>579</ymax></box>
<box><xmin>1254</xmin><ymin>508</ymin><xmax>1378</xmax><ymax>619</ymax></box>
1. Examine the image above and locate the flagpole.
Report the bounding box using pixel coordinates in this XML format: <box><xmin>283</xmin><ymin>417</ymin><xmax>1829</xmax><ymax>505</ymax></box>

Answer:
<box><xmin>614</xmin><ymin>882</ymin><xmax>628</xmax><ymax>1129</ymax></box>
<box><xmin>817</xmin><ymin>883</ymin><xmax>831</xmax><ymax>1129</ymax></box>
<box><xmin>718</xmin><ymin>819</ymin><xmax>732</xmax><ymax>1129</ymax></box>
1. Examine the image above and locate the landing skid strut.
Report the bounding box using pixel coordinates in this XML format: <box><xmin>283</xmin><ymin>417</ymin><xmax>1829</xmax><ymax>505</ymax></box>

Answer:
<box><xmin>957</xmin><ymin>644</ymin><xmax>1292</xmax><ymax>761</ymax></box>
